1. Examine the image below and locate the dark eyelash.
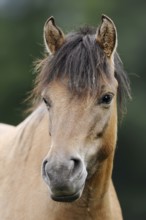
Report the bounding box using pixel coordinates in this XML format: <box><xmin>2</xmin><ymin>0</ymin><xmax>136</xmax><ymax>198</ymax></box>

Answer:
<box><xmin>43</xmin><ymin>97</ymin><xmax>52</xmax><ymax>108</ymax></box>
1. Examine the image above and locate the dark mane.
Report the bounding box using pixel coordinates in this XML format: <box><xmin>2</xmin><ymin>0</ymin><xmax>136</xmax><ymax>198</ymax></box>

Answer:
<box><xmin>33</xmin><ymin>26</ymin><xmax>131</xmax><ymax>114</ymax></box>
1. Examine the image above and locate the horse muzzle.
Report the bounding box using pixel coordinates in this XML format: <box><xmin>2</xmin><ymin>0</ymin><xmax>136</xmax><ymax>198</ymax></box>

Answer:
<box><xmin>42</xmin><ymin>156</ymin><xmax>87</xmax><ymax>202</ymax></box>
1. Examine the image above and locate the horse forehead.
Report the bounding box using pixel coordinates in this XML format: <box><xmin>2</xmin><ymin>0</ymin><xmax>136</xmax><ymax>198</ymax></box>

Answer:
<box><xmin>45</xmin><ymin>74</ymin><xmax>117</xmax><ymax>101</ymax></box>
<box><xmin>46</xmin><ymin>80</ymin><xmax>94</xmax><ymax>107</ymax></box>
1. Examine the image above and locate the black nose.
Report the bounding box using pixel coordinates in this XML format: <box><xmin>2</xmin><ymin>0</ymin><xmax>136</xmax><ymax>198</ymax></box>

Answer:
<box><xmin>42</xmin><ymin>156</ymin><xmax>86</xmax><ymax>201</ymax></box>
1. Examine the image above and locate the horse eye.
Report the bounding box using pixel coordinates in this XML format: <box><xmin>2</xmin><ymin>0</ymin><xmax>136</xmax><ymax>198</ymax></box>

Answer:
<box><xmin>43</xmin><ymin>97</ymin><xmax>51</xmax><ymax>108</ymax></box>
<box><xmin>100</xmin><ymin>93</ymin><xmax>114</xmax><ymax>105</ymax></box>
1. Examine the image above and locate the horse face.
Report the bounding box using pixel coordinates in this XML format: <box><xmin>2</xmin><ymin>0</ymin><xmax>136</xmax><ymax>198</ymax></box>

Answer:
<box><xmin>41</xmin><ymin>15</ymin><xmax>118</xmax><ymax>202</ymax></box>
<box><xmin>42</xmin><ymin>76</ymin><xmax>118</xmax><ymax>202</ymax></box>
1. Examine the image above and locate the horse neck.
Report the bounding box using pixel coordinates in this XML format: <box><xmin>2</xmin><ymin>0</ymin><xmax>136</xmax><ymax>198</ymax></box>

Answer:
<box><xmin>11</xmin><ymin>104</ymin><xmax>49</xmax><ymax>162</ymax></box>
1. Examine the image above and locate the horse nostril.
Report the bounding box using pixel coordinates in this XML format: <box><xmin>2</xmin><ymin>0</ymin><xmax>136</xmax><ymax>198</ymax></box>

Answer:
<box><xmin>71</xmin><ymin>158</ymin><xmax>82</xmax><ymax>176</ymax></box>
<box><xmin>42</xmin><ymin>159</ymin><xmax>48</xmax><ymax>177</ymax></box>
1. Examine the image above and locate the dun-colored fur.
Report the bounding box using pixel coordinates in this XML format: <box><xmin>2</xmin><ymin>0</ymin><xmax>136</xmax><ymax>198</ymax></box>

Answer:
<box><xmin>0</xmin><ymin>15</ymin><xmax>130</xmax><ymax>220</ymax></box>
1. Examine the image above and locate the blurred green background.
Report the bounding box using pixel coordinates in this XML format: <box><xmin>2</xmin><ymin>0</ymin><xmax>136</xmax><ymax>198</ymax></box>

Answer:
<box><xmin>0</xmin><ymin>0</ymin><xmax>145</xmax><ymax>219</ymax></box>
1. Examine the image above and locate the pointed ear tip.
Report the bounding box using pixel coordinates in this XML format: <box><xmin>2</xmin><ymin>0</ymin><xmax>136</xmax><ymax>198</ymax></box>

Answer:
<box><xmin>101</xmin><ymin>14</ymin><xmax>108</xmax><ymax>20</ymax></box>
<box><xmin>49</xmin><ymin>16</ymin><xmax>54</xmax><ymax>21</ymax></box>
<box><xmin>101</xmin><ymin>14</ymin><xmax>114</xmax><ymax>24</ymax></box>
<box><xmin>45</xmin><ymin>16</ymin><xmax>55</xmax><ymax>26</ymax></box>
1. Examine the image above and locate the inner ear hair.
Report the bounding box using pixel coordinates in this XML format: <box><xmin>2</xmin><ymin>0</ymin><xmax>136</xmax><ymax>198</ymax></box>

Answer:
<box><xmin>44</xmin><ymin>16</ymin><xmax>65</xmax><ymax>54</ymax></box>
<box><xmin>96</xmin><ymin>15</ymin><xmax>117</xmax><ymax>58</ymax></box>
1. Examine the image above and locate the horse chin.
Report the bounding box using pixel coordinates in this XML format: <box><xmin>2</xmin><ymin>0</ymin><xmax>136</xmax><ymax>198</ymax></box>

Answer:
<box><xmin>50</xmin><ymin>186</ymin><xmax>84</xmax><ymax>203</ymax></box>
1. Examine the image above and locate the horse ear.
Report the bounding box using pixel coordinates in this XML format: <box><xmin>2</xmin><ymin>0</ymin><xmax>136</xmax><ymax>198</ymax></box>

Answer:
<box><xmin>44</xmin><ymin>16</ymin><xmax>65</xmax><ymax>54</ymax></box>
<box><xmin>96</xmin><ymin>15</ymin><xmax>117</xmax><ymax>58</ymax></box>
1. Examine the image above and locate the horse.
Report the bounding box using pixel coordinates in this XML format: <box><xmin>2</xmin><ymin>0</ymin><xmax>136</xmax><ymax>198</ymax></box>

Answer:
<box><xmin>0</xmin><ymin>15</ymin><xmax>130</xmax><ymax>220</ymax></box>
